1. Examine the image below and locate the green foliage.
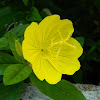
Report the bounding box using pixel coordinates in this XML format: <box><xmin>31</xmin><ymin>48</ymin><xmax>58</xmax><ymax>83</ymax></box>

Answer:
<box><xmin>0</xmin><ymin>52</ymin><xmax>18</xmax><ymax>75</ymax></box>
<box><xmin>27</xmin><ymin>7</ymin><xmax>42</xmax><ymax>22</ymax></box>
<box><xmin>76</xmin><ymin>37</ymin><xmax>84</xmax><ymax>47</ymax></box>
<box><xmin>3</xmin><ymin>64</ymin><xmax>32</xmax><ymax>85</ymax></box>
<box><xmin>30</xmin><ymin>73</ymin><xmax>86</xmax><ymax>100</ymax></box>
<box><xmin>0</xmin><ymin>65</ymin><xmax>9</xmax><ymax>75</ymax></box>
<box><xmin>0</xmin><ymin>7</ymin><xmax>26</xmax><ymax>38</ymax></box>
<box><xmin>8</xmin><ymin>32</ymin><xmax>25</xmax><ymax>63</ymax></box>
<box><xmin>0</xmin><ymin>0</ymin><xmax>99</xmax><ymax>99</ymax></box>
<box><xmin>0</xmin><ymin>37</ymin><xmax>7</xmax><ymax>49</ymax></box>
<box><xmin>0</xmin><ymin>52</ymin><xmax>18</xmax><ymax>64</ymax></box>
<box><xmin>23</xmin><ymin>0</ymin><xmax>29</xmax><ymax>6</ymax></box>
<box><xmin>15</xmin><ymin>39</ymin><xmax>23</xmax><ymax>56</ymax></box>
<box><xmin>4</xmin><ymin>24</ymin><xmax>29</xmax><ymax>44</ymax></box>
<box><xmin>0</xmin><ymin>75</ymin><xmax>3</xmax><ymax>81</ymax></box>
<box><xmin>73</xmin><ymin>69</ymin><xmax>83</xmax><ymax>83</ymax></box>
<box><xmin>0</xmin><ymin>82</ymin><xmax>24</xmax><ymax>100</ymax></box>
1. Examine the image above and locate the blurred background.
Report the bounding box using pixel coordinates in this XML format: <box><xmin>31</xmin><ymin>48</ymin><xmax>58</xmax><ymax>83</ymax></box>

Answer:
<box><xmin>0</xmin><ymin>0</ymin><xmax>100</xmax><ymax>85</ymax></box>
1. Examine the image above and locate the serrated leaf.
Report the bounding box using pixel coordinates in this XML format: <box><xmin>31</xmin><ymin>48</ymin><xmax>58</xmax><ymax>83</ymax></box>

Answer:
<box><xmin>3</xmin><ymin>64</ymin><xmax>32</xmax><ymax>85</ymax></box>
<box><xmin>75</xmin><ymin>37</ymin><xmax>84</xmax><ymax>47</ymax></box>
<box><xmin>8</xmin><ymin>32</ymin><xmax>24</xmax><ymax>63</ymax></box>
<box><xmin>30</xmin><ymin>73</ymin><xmax>86</xmax><ymax>100</ymax></box>
<box><xmin>27</xmin><ymin>7</ymin><xmax>42</xmax><ymax>22</ymax></box>
<box><xmin>0</xmin><ymin>82</ymin><xmax>24</xmax><ymax>100</ymax></box>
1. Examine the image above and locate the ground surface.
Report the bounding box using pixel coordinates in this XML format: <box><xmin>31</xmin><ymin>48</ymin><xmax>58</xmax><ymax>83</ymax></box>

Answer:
<box><xmin>19</xmin><ymin>83</ymin><xmax>100</xmax><ymax>100</ymax></box>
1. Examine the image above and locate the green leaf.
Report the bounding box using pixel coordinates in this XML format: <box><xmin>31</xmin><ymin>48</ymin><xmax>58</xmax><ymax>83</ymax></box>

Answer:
<box><xmin>4</xmin><ymin>24</ymin><xmax>29</xmax><ymax>44</ymax></box>
<box><xmin>96</xmin><ymin>40</ymin><xmax>100</xmax><ymax>52</ymax></box>
<box><xmin>0</xmin><ymin>52</ymin><xmax>18</xmax><ymax>75</ymax></box>
<box><xmin>95</xmin><ymin>0</ymin><xmax>100</xmax><ymax>11</ymax></box>
<box><xmin>27</xmin><ymin>7</ymin><xmax>42</xmax><ymax>22</ymax></box>
<box><xmin>0</xmin><ymin>82</ymin><xmax>24</xmax><ymax>100</ymax></box>
<box><xmin>75</xmin><ymin>37</ymin><xmax>84</xmax><ymax>47</ymax></box>
<box><xmin>23</xmin><ymin>0</ymin><xmax>29</xmax><ymax>6</ymax></box>
<box><xmin>3</xmin><ymin>64</ymin><xmax>32</xmax><ymax>85</ymax></box>
<box><xmin>2</xmin><ymin>24</ymin><xmax>28</xmax><ymax>51</ymax></box>
<box><xmin>15</xmin><ymin>39</ymin><xmax>23</xmax><ymax>56</ymax></box>
<box><xmin>0</xmin><ymin>52</ymin><xmax>18</xmax><ymax>64</ymax></box>
<box><xmin>88</xmin><ymin>45</ymin><xmax>96</xmax><ymax>55</ymax></box>
<box><xmin>8</xmin><ymin>32</ymin><xmax>25</xmax><ymax>63</ymax></box>
<box><xmin>0</xmin><ymin>7</ymin><xmax>13</xmax><ymax>37</ymax></box>
<box><xmin>0</xmin><ymin>64</ymin><xmax>10</xmax><ymax>75</ymax></box>
<box><xmin>73</xmin><ymin>69</ymin><xmax>83</xmax><ymax>83</ymax></box>
<box><xmin>87</xmin><ymin>52</ymin><xmax>100</xmax><ymax>62</ymax></box>
<box><xmin>0</xmin><ymin>75</ymin><xmax>3</xmax><ymax>81</ymax></box>
<box><xmin>0</xmin><ymin>37</ymin><xmax>7</xmax><ymax>48</ymax></box>
<box><xmin>30</xmin><ymin>73</ymin><xmax>86</xmax><ymax>100</ymax></box>
<box><xmin>0</xmin><ymin>7</ymin><xmax>26</xmax><ymax>38</ymax></box>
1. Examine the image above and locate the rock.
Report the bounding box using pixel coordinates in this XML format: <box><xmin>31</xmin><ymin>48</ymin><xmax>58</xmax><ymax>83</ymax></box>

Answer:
<box><xmin>75</xmin><ymin>84</ymin><xmax>100</xmax><ymax>100</ymax></box>
<box><xmin>19</xmin><ymin>83</ymin><xmax>100</xmax><ymax>100</ymax></box>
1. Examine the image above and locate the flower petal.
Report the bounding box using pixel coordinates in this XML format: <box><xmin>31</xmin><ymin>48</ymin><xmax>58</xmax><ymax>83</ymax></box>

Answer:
<box><xmin>56</xmin><ymin>57</ymin><xmax>80</xmax><ymax>75</ymax></box>
<box><xmin>22</xmin><ymin>40</ymin><xmax>40</xmax><ymax>63</ymax></box>
<box><xmin>24</xmin><ymin>22</ymin><xmax>39</xmax><ymax>47</ymax></box>
<box><xmin>32</xmin><ymin>55</ymin><xmax>45</xmax><ymax>81</ymax></box>
<box><xmin>49</xmin><ymin>41</ymin><xmax>81</xmax><ymax>75</ymax></box>
<box><xmin>32</xmin><ymin>56</ymin><xmax>62</xmax><ymax>84</ymax></box>
<box><xmin>38</xmin><ymin>14</ymin><xmax>60</xmax><ymax>46</ymax></box>
<box><xmin>46</xmin><ymin>19</ymin><xmax>74</xmax><ymax>45</ymax></box>
<box><xmin>38</xmin><ymin>15</ymin><xmax>74</xmax><ymax>47</ymax></box>
<box><xmin>67</xmin><ymin>37</ymin><xmax>83</xmax><ymax>58</ymax></box>
<box><xmin>49</xmin><ymin>57</ymin><xmax>80</xmax><ymax>75</ymax></box>
<box><xmin>43</xmin><ymin>58</ymin><xmax>62</xmax><ymax>84</ymax></box>
<box><xmin>50</xmin><ymin>42</ymin><xmax>76</xmax><ymax>58</ymax></box>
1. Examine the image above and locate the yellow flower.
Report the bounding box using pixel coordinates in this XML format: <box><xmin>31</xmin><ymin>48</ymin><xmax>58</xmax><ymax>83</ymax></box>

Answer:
<box><xmin>22</xmin><ymin>15</ymin><xmax>83</xmax><ymax>84</ymax></box>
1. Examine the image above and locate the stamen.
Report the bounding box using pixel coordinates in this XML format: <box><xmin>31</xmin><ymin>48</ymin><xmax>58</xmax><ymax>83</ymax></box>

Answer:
<box><xmin>56</xmin><ymin>46</ymin><xmax>62</xmax><ymax>58</ymax></box>
<box><xmin>57</xmin><ymin>30</ymin><xmax>63</xmax><ymax>41</ymax></box>
<box><xmin>65</xmin><ymin>33</ymin><xmax>72</xmax><ymax>41</ymax></box>
<box><xmin>64</xmin><ymin>42</ymin><xmax>76</xmax><ymax>49</ymax></box>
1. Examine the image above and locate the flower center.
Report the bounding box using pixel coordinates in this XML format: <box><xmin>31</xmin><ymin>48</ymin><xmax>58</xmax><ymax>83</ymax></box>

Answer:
<box><xmin>41</xmin><ymin>49</ymin><xmax>44</xmax><ymax>52</ymax></box>
<box><xmin>40</xmin><ymin>48</ymin><xmax>50</xmax><ymax>58</ymax></box>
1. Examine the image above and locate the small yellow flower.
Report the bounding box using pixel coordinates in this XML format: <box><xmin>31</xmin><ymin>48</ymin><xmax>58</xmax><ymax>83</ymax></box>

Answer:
<box><xmin>22</xmin><ymin>15</ymin><xmax>83</xmax><ymax>84</ymax></box>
